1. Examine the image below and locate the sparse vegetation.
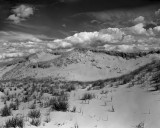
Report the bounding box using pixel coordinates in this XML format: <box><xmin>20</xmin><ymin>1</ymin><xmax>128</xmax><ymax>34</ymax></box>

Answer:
<box><xmin>9</xmin><ymin>102</ymin><xmax>19</xmax><ymax>110</ymax></box>
<box><xmin>70</xmin><ymin>106</ymin><xmax>76</xmax><ymax>112</ymax></box>
<box><xmin>108</xmin><ymin>105</ymin><xmax>115</xmax><ymax>112</ymax></box>
<box><xmin>30</xmin><ymin>118</ymin><xmax>41</xmax><ymax>126</ymax></box>
<box><xmin>81</xmin><ymin>93</ymin><xmax>95</xmax><ymax>100</ymax></box>
<box><xmin>44</xmin><ymin>115</ymin><xmax>51</xmax><ymax>123</ymax></box>
<box><xmin>0</xmin><ymin>87</ymin><xmax>4</xmax><ymax>92</ymax></box>
<box><xmin>5</xmin><ymin>117</ymin><xmax>24</xmax><ymax>128</ymax></box>
<box><xmin>51</xmin><ymin>100</ymin><xmax>68</xmax><ymax>112</ymax></box>
<box><xmin>28</xmin><ymin>110</ymin><xmax>41</xmax><ymax>119</ymax></box>
<box><xmin>136</xmin><ymin>122</ymin><xmax>144</xmax><ymax>128</ymax></box>
<box><xmin>66</xmin><ymin>85</ymin><xmax>76</xmax><ymax>92</ymax></box>
<box><xmin>29</xmin><ymin>103</ymin><xmax>36</xmax><ymax>109</ymax></box>
<box><xmin>0</xmin><ymin>105</ymin><xmax>11</xmax><ymax>117</ymax></box>
<box><xmin>0</xmin><ymin>48</ymin><xmax>160</xmax><ymax>128</ymax></box>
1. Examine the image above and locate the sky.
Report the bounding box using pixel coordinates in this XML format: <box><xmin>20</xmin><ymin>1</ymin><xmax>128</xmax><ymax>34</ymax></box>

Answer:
<box><xmin>1</xmin><ymin>0</ymin><xmax>160</xmax><ymax>59</ymax></box>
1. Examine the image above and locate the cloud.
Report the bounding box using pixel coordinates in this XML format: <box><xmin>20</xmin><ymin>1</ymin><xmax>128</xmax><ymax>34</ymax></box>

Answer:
<box><xmin>128</xmin><ymin>23</ymin><xmax>147</xmax><ymax>35</ymax></box>
<box><xmin>0</xmin><ymin>52</ymin><xmax>24</xmax><ymax>59</ymax></box>
<box><xmin>103</xmin><ymin>44</ymin><xmax>137</xmax><ymax>52</ymax></box>
<box><xmin>155</xmin><ymin>9</ymin><xmax>160</xmax><ymax>16</ymax></box>
<box><xmin>2</xmin><ymin>18</ymin><xmax>160</xmax><ymax>59</ymax></box>
<box><xmin>66</xmin><ymin>32</ymin><xmax>99</xmax><ymax>43</ymax></box>
<box><xmin>99</xmin><ymin>28</ymin><xmax>125</xmax><ymax>41</ymax></box>
<box><xmin>49</xmin><ymin>27</ymin><xmax>125</xmax><ymax>48</ymax></box>
<box><xmin>44</xmin><ymin>22</ymin><xmax>160</xmax><ymax>52</ymax></box>
<box><xmin>153</xmin><ymin>26</ymin><xmax>160</xmax><ymax>32</ymax></box>
<box><xmin>89</xmin><ymin>10</ymin><xmax>149</xmax><ymax>22</ymax></box>
<box><xmin>86</xmin><ymin>7</ymin><xmax>155</xmax><ymax>28</ymax></box>
<box><xmin>47</xmin><ymin>39</ymin><xmax>72</xmax><ymax>49</ymax></box>
<box><xmin>133</xmin><ymin>16</ymin><xmax>145</xmax><ymax>24</ymax></box>
<box><xmin>90</xmin><ymin>20</ymin><xmax>101</xmax><ymax>24</ymax></box>
<box><xmin>8</xmin><ymin>4</ymin><xmax>34</xmax><ymax>23</ymax></box>
<box><xmin>0</xmin><ymin>31</ymin><xmax>41</xmax><ymax>42</ymax></box>
<box><xmin>55</xmin><ymin>28</ymin><xmax>125</xmax><ymax>46</ymax></box>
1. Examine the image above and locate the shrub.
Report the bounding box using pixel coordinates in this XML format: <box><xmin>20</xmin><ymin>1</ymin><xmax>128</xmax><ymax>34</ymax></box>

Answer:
<box><xmin>48</xmin><ymin>98</ymin><xmax>56</xmax><ymax>106</ymax></box>
<box><xmin>44</xmin><ymin>115</ymin><xmax>51</xmax><ymax>123</ymax></box>
<box><xmin>52</xmin><ymin>91</ymin><xmax>60</xmax><ymax>96</ymax></box>
<box><xmin>136</xmin><ymin>122</ymin><xmax>144</xmax><ymax>128</ymax></box>
<box><xmin>29</xmin><ymin>103</ymin><xmax>36</xmax><ymax>109</ymax></box>
<box><xmin>58</xmin><ymin>95</ymin><xmax>68</xmax><ymax>102</ymax></box>
<box><xmin>30</xmin><ymin>119</ymin><xmax>41</xmax><ymax>126</ymax></box>
<box><xmin>22</xmin><ymin>96</ymin><xmax>29</xmax><ymax>103</ymax></box>
<box><xmin>37</xmin><ymin>63</ymin><xmax>51</xmax><ymax>69</ymax></box>
<box><xmin>15</xmin><ymin>98</ymin><xmax>20</xmax><ymax>107</ymax></box>
<box><xmin>66</xmin><ymin>85</ymin><xmax>76</xmax><ymax>92</ymax></box>
<box><xmin>70</xmin><ymin>106</ymin><xmax>76</xmax><ymax>112</ymax></box>
<box><xmin>0</xmin><ymin>87</ymin><xmax>4</xmax><ymax>92</ymax></box>
<box><xmin>0</xmin><ymin>105</ymin><xmax>11</xmax><ymax>117</ymax></box>
<box><xmin>81</xmin><ymin>93</ymin><xmax>95</xmax><ymax>100</ymax></box>
<box><xmin>51</xmin><ymin>100</ymin><xmax>68</xmax><ymax>112</ymax></box>
<box><xmin>28</xmin><ymin>110</ymin><xmax>41</xmax><ymax>119</ymax></box>
<box><xmin>5</xmin><ymin>117</ymin><xmax>24</xmax><ymax>128</ymax></box>
<box><xmin>9</xmin><ymin>102</ymin><xmax>18</xmax><ymax>110</ymax></box>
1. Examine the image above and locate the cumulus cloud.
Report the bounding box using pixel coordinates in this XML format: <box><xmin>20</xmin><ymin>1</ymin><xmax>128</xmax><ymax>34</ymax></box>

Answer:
<box><xmin>66</xmin><ymin>32</ymin><xmax>99</xmax><ymax>44</ymax></box>
<box><xmin>129</xmin><ymin>23</ymin><xmax>147</xmax><ymax>35</ymax></box>
<box><xmin>52</xmin><ymin>28</ymin><xmax>125</xmax><ymax>48</ymax></box>
<box><xmin>47</xmin><ymin>39</ymin><xmax>72</xmax><ymax>49</ymax></box>
<box><xmin>44</xmin><ymin>22</ymin><xmax>160</xmax><ymax>52</ymax></box>
<box><xmin>8</xmin><ymin>4</ymin><xmax>34</xmax><ymax>23</ymax></box>
<box><xmin>99</xmin><ymin>28</ymin><xmax>125</xmax><ymax>42</ymax></box>
<box><xmin>155</xmin><ymin>9</ymin><xmax>160</xmax><ymax>16</ymax></box>
<box><xmin>122</xmin><ymin>35</ymin><xmax>136</xmax><ymax>43</ymax></box>
<box><xmin>133</xmin><ymin>16</ymin><xmax>145</xmax><ymax>24</ymax></box>
<box><xmin>3</xmin><ymin>17</ymin><xmax>160</xmax><ymax>59</ymax></box>
<box><xmin>0</xmin><ymin>31</ymin><xmax>45</xmax><ymax>59</ymax></box>
<box><xmin>153</xmin><ymin>26</ymin><xmax>160</xmax><ymax>32</ymax></box>
<box><xmin>46</xmin><ymin>26</ymin><xmax>134</xmax><ymax>50</ymax></box>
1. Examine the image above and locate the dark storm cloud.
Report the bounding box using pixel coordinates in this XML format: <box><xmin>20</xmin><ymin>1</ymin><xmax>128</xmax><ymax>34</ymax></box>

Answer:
<box><xmin>63</xmin><ymin>0</ymin><xmax>160</xmax><ymax>12</ymax></box>
<box><xmin>0</xmin><ymin>0</ymin><xmax>160</xmax><ymax>39</ymax></box>
<box><xmin>1</xmin><ymin>0</ymin><xmax>160</xmax><ymax>11</ymax></box>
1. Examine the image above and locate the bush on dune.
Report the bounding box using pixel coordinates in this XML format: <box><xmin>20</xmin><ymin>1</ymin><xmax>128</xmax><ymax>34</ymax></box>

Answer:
<box><xmin>5</xmin><ymin>117</ymin><xmax>24</xmax><ymax>128</ymax></box>
<box><xmin>0</xmin><ymin>105</ymin><xmax>11</xmax><ymax>117</ymax></box>
<box><xmin>81</xmin><ymin>93</ymin><xmax>95</xmax><ymax>100</ymax></box>
<box><xmin>28</xmin><ymin>110</ymin><xmax>41</xmax><ymax>119</ymax></box>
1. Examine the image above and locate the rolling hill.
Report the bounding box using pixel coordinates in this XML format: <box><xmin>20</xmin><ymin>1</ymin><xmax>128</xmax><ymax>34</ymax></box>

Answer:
<box><xmin>1</xmin><ymin>48</ymin><xmax>160</xmax><ymax>81</ymax></box>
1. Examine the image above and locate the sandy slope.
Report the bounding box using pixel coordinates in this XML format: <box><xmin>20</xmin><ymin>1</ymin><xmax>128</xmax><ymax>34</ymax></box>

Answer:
<box><xmin>1</xmin><ymin>50</ymin><xmax>160</xmax><ymax>81</ymax></box>
<box><xmin>0</xmin><ymin>50</ymin><xmax>160</xmax><ymax>128</ymax></box>
<box><xmin>15</xmin><ymin>84</ymin><xmax>160</xmax><ymax>128</ymax></box>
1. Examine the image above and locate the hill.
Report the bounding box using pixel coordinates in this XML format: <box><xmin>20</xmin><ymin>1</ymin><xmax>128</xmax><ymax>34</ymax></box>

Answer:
<box><xmin>1</xmin><ymin>48</ymin><xmax>160</xmax><ymax>81</ymax></box>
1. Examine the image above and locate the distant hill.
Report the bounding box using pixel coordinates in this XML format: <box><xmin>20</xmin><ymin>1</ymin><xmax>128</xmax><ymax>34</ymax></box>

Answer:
<box><xmin>1</xmin><ymin>48</ymin><xmax>160</xmax><ymax>81</ymax></box>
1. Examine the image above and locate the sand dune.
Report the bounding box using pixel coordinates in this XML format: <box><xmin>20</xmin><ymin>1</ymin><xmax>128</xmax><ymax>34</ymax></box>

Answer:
<box><xmin>1</xmin><ymin>49</ymin><xmax>160</xmax><ymax>81</ymax></box>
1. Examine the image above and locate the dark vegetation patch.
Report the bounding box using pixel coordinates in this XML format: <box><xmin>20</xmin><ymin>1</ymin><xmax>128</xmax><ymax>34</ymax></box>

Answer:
<box><xmin>29</xmin><ymin>62</ymin><xmax>51</xmax><ymax>69</ymax></box>
<box><xmin>81</xmin><ymin>93</ymin><xmax>95</xmax><ymax>100</ymax></box>
<box><xmin>5</xmin><ymin>117</ymin><xmax>24</xmax><ymax>128</ymax></box>
<box><xmin>28</xmin><ymin>110</ymin><xmax>41</xmax><ymax>119</ymax></box>
<box><xmin>90</xmin><ymin>49</ymin><xmax>160</xmax><ymax>59</ymax></box>
<box><xmin>0</xmin><ymin>105</ymin><xmax>12</xmax><ymax>117</ymax></box>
